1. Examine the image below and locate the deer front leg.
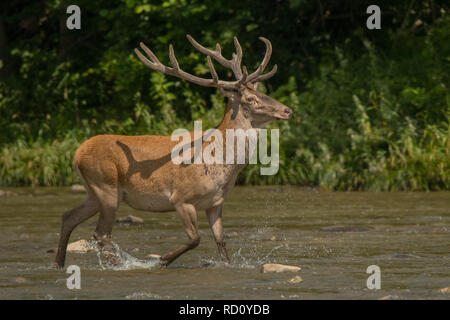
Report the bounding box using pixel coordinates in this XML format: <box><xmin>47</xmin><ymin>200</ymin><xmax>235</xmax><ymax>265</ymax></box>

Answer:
<box><xmin>206</xmin><ymin>205</ymin><xmax>229</xmax><ymax>263</ymax></box>
<box><xmin>160</xmin><ymin>203</ymin><xmax>200</xmax><ymax>266</ymax></box>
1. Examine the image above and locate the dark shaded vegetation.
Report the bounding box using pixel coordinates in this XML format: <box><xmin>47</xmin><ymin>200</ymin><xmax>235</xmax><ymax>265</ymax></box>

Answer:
<box><xmin>0</xmin><ymin>0</ymin><xmax>449</xmax><ymax>190</ymax></box>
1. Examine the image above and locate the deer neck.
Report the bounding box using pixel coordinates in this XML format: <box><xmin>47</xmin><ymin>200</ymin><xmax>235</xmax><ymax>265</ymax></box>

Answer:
<box><xmin>214</xmin><ymin>100</ymin><xmax>258</xmax><ymax>173</ymax></box>
<box><xmin>216</xmin><ymin>100</ymin><xmax>253</xmax><ymax>132</ymax></box>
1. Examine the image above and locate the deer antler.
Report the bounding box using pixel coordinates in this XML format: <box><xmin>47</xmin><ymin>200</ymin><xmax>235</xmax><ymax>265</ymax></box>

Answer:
<box><xmin>134</xmin><ymin>35</ymin><xmax>277</xmax><ymax>90</ymax></box>
<box><xmin>135</xmin><ymin>42</ymin><xmax>239</xmax><ymax>90</ymax></box>
<box><xmin>244</xmin><ymin>37</ymin><xmax>278</xmax><ymax>84</ymax></box>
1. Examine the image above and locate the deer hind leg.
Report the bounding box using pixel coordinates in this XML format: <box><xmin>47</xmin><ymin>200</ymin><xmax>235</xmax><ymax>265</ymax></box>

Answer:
<box><xmin>206</xmin><ymin>205</ymin><xmax>230</xmax><ymax>263</ymax></box>
<box><xmin>75</xmin><ymin>160</ymin><xmax>121</xmax><ymax>265</ymax></box>
<box><xmin>160</xmin><ymin>203</ymin><xmax>200</xmax><ymax>266</ymax></box>
<box><xmin>54</xmin><ymin>195</ymin><xmax>99</xmax><ymax>268</ymax></box>
<box><xmin>89</xmin><ymin>184</ymin><xmax>120</xmax><ymax>253</ymax></box>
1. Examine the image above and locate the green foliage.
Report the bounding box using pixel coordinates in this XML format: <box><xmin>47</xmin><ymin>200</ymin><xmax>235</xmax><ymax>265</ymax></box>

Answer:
<box><xmin>0</xmin><ymin>134</ymin><xmax>79</xmax><ymax>186</ymax></box>
<box><xmin>0</xmin><ymin>1</ymin><xmax>449</xmax><ymax>190</ymax></box>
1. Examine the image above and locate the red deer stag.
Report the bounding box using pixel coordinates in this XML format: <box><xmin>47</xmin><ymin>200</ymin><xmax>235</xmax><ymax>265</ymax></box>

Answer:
<box><xmin>54</xmin><ymin>34</ymin><xmax>292</xmax><ymax>268</ymax></box>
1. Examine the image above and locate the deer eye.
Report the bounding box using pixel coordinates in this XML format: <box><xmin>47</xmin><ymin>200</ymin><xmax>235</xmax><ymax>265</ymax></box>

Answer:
<box><xmin>247</xmin><ymin>96</ymin><xmax>257</xmax><ymax>103</ymax></box>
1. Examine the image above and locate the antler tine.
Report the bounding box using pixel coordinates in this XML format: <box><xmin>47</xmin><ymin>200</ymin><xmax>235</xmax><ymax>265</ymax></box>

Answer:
<box><xmin>187</xmin><ymin>35</ymin><xmax>226</xmax><ymax>65</ymax></box>
<box><xmin>231</xmin><ymin>36</ymin><xmax>243</xmax><ymax>79</ymax></box>
<box><xmin>169</xmin><ymin>44</ymin><xmax>180</xmax><ymax>70</ymax></box>
<box><xmin>207</xmin><ymin>56</ymin><xmax>219</xmax><ymax>84</ymax></box>
<box><xmin>187</xmin><ymin>34</ymin><xmax>243</xmax><ymax>80</ymax></box>
<box><xmin>239</xmin><ymin>65</ymin><xmax>248</xmax><ymax>84</ymax></box>
<box><xmin>250</xmin><ymin>64</ymin><xmax>278</xmax><ymax>83</ymax></box>
<box><xmin>134</xmin><ymin>44</ymin><xmax>157</xmax><ymax>69</ymax></box>
<box><xmin>244</xmin><ymin>37</ymin><xmax>276</xmax><ymax>84</ymax></box>
<box><xmin>139</xmin><ymin>42</ymin><xmax>161</xmax><ymax>65</ymax></box>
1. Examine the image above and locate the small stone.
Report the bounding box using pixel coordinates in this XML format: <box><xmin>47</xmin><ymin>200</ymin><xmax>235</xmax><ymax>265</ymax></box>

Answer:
<box><xmin>288</xmin><ymin>276</ymin><xmax>303</xmax><ymax>283</ymax></box>
<box><xmin>116</xmin><ymin>215</ymin><xmax>144</xmax><ymax>226</ymax></box>
<box><xmin>46</xmin><ymin>248</ymin><xmax>56</xmax><ymax>253</ymax></box>
<box><xmin>15</xmin><ymin>277</ymin><xmax>27</xmax><ymax>284</ymax></box>
<box><xmin>270</xmin><ymin>236</ymin><xmax>276</xmax><ymax>241</ymax></box>
<box><xmin>70</xmin><ymin>184</ymin><xmax>85</xmax><ymax>192</ymax></box>
<box><xmin>145</xmin><ymin>254</ymin><xmax>161</xmax><ymax>260</ymax></box>
<box><xmin>131</xmin><ymin>248</ymin><xmax>140</xmax><ymax>253</ymax></box>
<box><xmin>260</xmin><ymin>263</ymin><xmax>301</xmax><ymax>273</ymax></box>
<box><xmin>436</xmin><ymin>287</ymin><xmax>450</xmax><ymax>294</ymax></box>
<box><xmin>67</xmin><ymin>239</ymin><xmax>94</xmax><ymax>253</ymax></box>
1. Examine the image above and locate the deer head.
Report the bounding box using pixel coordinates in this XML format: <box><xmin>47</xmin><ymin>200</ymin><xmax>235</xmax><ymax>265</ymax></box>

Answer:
<box><xmin>134</xmin><ymin>35</ymin><xmax>292</xmax><ymax>128</ymax></box>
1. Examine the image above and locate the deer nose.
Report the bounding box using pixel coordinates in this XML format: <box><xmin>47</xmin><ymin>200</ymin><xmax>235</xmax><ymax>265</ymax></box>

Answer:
<box><xmin>284</xmin><ymin>107</ymin><xmax>292</xmax><ymax>118</ymax></box>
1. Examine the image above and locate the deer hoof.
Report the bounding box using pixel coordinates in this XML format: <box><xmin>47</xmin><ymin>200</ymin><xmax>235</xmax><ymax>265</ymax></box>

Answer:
<box><xmin>158</xmin><ymin>259</ymin><xmax>169</xmax><ymax>268</ymax></box>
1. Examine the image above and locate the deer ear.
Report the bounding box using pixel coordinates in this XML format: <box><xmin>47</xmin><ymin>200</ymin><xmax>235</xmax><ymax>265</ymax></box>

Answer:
<box><xmin>220</xmin><ymin>88</ymin><xmax>239</xmax><ymax>100</ymax></box>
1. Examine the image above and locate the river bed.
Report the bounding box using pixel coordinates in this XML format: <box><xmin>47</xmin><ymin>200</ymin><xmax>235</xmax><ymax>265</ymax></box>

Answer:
<box><xmin>0</xmin><ymin>186</ymin><xmax>448</xmax><ymax>299</ymax></box>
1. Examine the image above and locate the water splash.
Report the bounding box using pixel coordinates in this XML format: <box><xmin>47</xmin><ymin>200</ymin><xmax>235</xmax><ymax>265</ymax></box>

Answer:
<box><xmin>231</xmin><ymin>243</ymin><xmax>290</xmax><ymax>268</ymax></box>
<box><xmin>95</xmin><ymin>241</ymin><xmax>162</xmax><ymax>271</ymax></box>
<box><xmin>200</xmin><ymin>243</ymin><xmax>289</xmax><ymax>269</ymax></box>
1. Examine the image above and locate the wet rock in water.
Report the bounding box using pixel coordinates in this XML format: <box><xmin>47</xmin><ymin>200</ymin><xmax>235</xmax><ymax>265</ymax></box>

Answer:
<box><xmin>47</xmin><ymin>240</ymin><xmax>94</xmax><ymax>254</ymax></box>
<box><xmin>435</xmin><ymin>287</ymin><xmax>450</xmax><ymax>294</ymax></box>
<box><xmin>288</xmin><ymin>276</ymin><xmax>303</xmax><ymax>283</ymax></box>
<box><xmin>14</xmin><ymin>277</ymin><xmax>27</xmax><ymax>284</ymax></box>
<box><xmin>145</xmin><ymin>254</ymin><xmax>161</xmax><ymax>260</ymax></box>
<box><xmin>70</xmin><ymin>184</ymin><xmax>85</xmax><ymax>192</ymax></box>
<box><xmin>116</xmin><ymin>215</ymin><xmax>144</xmax><ymax>226</ymax></box>
<box><xmin>67</xmin><ymin>239</ymin><xmax>94</xmax><ymax>253</ymax></box>
<box><xmin>145</xmin><ymin>253</ymin><xmax>162</xmax><ymax>265</ymax></box>
<box><xmin>261</xmin><ymin>263</ymin><xmax>301</xmax><ymax>273</ymax></box>
<box><xmin>321</xmin><ymin>226</ymin><xmax>372</xmax><ymax>232</ymax></box>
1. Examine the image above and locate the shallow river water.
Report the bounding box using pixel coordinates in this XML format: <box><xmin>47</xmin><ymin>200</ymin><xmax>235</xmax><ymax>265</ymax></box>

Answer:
<box><xmin>0</xmin><ymin>186</ymin><xmax>449</xmax><ymax>299</ymax></box>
